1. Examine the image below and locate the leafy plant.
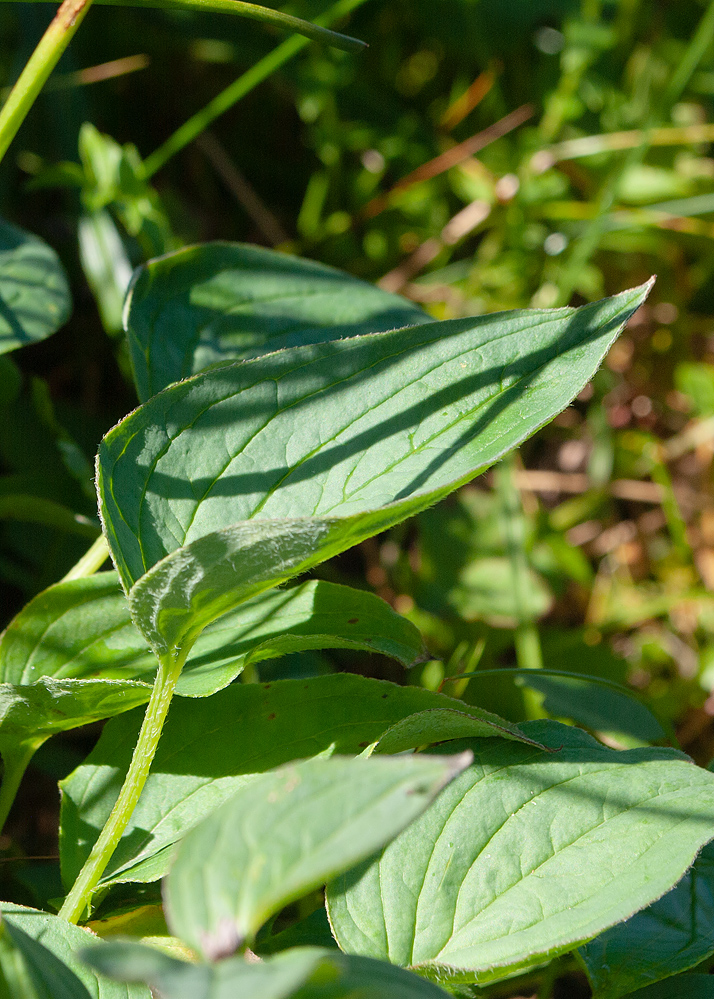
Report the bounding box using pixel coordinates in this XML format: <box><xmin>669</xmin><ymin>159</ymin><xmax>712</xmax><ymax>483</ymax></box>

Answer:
<box><xmin>2</xmin><ymin>3</ymin><xmax>714</xmax><ymax>999</ymax></box>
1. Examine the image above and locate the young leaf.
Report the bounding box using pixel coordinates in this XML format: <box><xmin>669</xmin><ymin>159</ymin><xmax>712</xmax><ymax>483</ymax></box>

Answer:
<box><xmin>164</xmin><ymin>753</ymin><xmax>471</xmax><ymax>954</ymax></box>
<box><xmin>579</xmin><ymin>841</ymin><xmax>714</xmax><ymax>999</ymax></box>
<box><xmin>0</xmin><ymin>218</ymin><xmax>71</xmax><ymax>355</ymax></box>
<box><xmin>99</xmin><ymin>282</ymin><xmax>652</xmax><ymax>654</ymax></box>
<box><xmin>82</xmin><ymin>942</ymin><xmax>452</xmax><ymax>999</ymax></box>
<box><xmin>0</xmin><ymin>571</ymin><xmax>424</xmax><ymax>697</ymax></box>
<box><xmin>0</xmin><ymin>903</ymin><xmax>149</xmax><ymax>998</ymax></box>
<box><xmin>59</xmin><ymin>673</ymin><xmax>537</xmax><ymax>889</ymax></box>
<box><xmin>124</xmin><ymin>242</ymin><xmax>428</xmax><ymax>400</ymax></box>
<box><xmin>326</xmin><ymin>720</ymin><xmax>714</xmax><ymax>984</ymax></box>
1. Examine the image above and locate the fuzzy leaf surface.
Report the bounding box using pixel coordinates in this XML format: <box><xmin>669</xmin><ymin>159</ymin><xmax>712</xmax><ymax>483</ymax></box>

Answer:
<box><xmin>579</xmin><ymin>842</ymin><xmax>714</xmax><ymax>999</ymax></box>
<box><xmin>326</xmin><ymin>721</ymin><xmax>714</xmax><ymax>984</ymax></box>
<box><xmin>59</xmin><ymin>674</ymin><xmax>535</xmax><ymax>889</ymax></box>
<box><xmin>124</xmin><ymin>242</ymin><xmax>427</xmax><ymax>401</ymax></box>
<box><xmin>0</xmin><ymin>218</ymin><xmax>71</xmax><ymax>354</ymax></box>
<box><xmin>164</xmin><ymin>753</ymin><xmax>470</xmax><ymax>954</ymax></box>
<box><xmin>0</xmin><ymin>572</ymin><xmax>423</xmax><ymax>697</ymax></box>
<box><xmin>99</xmin><ymin>282</ymin><xmax>651</xmax><ymax>652</ymax></box>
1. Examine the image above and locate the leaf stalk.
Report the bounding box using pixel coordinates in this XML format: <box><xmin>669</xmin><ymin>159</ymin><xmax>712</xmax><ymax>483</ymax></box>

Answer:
<box><xmin>0</xmin><ymin>0</ymin><xmax>94</xmax><ymax>165</ymax></box>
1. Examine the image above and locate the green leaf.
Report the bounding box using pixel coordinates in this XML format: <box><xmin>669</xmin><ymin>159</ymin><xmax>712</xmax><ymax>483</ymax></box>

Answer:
<box><xmin>0</xmin><ymin>903</ymin><xmax>149</xmax><ymax>998</ymax></box>
<box><xmin>59</xmin><ymin>673</ymin><xmax>537</xmax><ymax>890</ymax></box>
<box><xmin>0</xmin><ymin>677</ymin><xmax>152</xmax><ymax>745</ymax></box>
<box><xmin>0</xmin><ymin>573</ymin><xmax>153</xmax><ymax>686</ymax></box>
<box><xmin>465</xmin><ymin>669</ymin><xmax>666</xmax><ymax>744</ymax></box>
<box><xmin>124</xmin><ymin>242</ymin><xmax>428</xmax><ymax>401</ymax></box>
<box><xmin>100</xmin><ymin>281</ymin><xmax>652</xmax><ymax>654</ymax></box>
<box><xmin>579</xmin><ymin>842</ymin><xmax>714</xmax><ymax>999</ymax></box>
<box><xmin>626</xmin><ymin>976</ymin><xmax>714</xmax><ymax>999</ymax></box>
<box><xmin>165</xmin><ymin>753</ymin><xmax>470</xmax><ymax>953</ymax></box>
<box><xmin>78</xmin><ymin>212</ymin><xmax>133</xmax><ymax>337</ymax></box>
<box><xmin>0</xmin><ymin>571</ymin><xmax>424</xmax><ymax>697</ymax></box>
<box><xmin>0</xmin><ymin>218</ymin><xmax>71</xmax><ymax>354</ymax></box>
<box><xmin>82</xmin><ymin>942</ymin><xmax>451</xmax><ymax>999</ymax></box>
<box><xmin>326</xmin><ymin>720</ymin><xmax>714</xmax><ymax>985</ymax></box>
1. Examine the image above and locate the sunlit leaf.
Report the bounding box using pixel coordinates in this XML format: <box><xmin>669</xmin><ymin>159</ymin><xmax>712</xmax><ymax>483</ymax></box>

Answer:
<box><xmin>0</xmin><ymin>903</ymin><xmax>149</xmax><ymax>998</ymax></box>
<box><xmin>99</xmin><ymin>282</ymin><xmax>652</xmax><ymax>654</ymax></box>
<box><xmin>165</xmin><ymin>753</ymin><xmax>470</xmax><ymax>953</ymax></box>
<box><xmin>327</xmin><ymin>721</ymin><xmax>714</xmax><ymax>984</ymax></box>
<box><xmin>124</xmin><ymin>242</ymin><xmax>427</xmax><ymax>400</ymax></box>
<box><xmin>580</xmin><ymin>842</ymin><xmax>714</xmax><ymax>999</ymax></box>
<box><xmin>59</xmin><ymin>673</ymin><xmax>536</xmax><ymax>889</ymax></box>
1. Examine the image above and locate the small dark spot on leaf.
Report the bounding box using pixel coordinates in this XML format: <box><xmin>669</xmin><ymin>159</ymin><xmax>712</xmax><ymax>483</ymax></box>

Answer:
<box><xmin>358</xmin><ymin>742</ymin><xmax>369</xmax><ymax>747</ymax></box>
<box><xmin>263</xmin><ymin>683</ymin><xmax>272</xmax><ymax>689</ymax></box>
<box><xmin>268</xmin><ymin>713</ymin><xmax>276</xmax><ymax>720</ymax></box>
<box><xmin>348</xmin><ymin>617</ymin><xmax>359</xmax><ymax>624</ymax></box>
<box><xmin>382</xmin><ymin>694</ymin><xmax>389</xmax><ymax>699</ymax></box>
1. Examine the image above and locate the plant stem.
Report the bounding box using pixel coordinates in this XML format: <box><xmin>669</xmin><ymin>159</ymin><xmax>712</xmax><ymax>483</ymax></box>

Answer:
<box><xmin>143</xmin><ymin>0</ymin><xmax>372</xmax><ymax>178</ymax></box>
<box><xmin>0</xmin><ymin>743</ymin><xmax>39</xmax><ymax>836</ymax></box>
<box><xmin>496</xmin><ymin>454</ymin><xmax>545</xmax><ymax>719</ymax></box>
<box><xmin>59</xmin><ymin>648</ymin><xmax>187</xmax><ymax>923</ymax></box>
<box><xmin>61</xmin><ymin>534</ymin><xmax>110</xmax><ymax>582</ymax></box>
<box><xmin>0</xmin><ymin>0</ymin><xmax>366</xmax><ymax>52</ymax></box>
<box><xmin>0</xmin><ymin>0</ymin><xmax>94</xmax><ymax>165</ymax></box>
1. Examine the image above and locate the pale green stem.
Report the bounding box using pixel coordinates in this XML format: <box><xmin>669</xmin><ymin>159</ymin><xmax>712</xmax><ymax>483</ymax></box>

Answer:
<box><xmin>0</xmin><ymin>0</ymin><xmax>365</xmax><ymax>53</ymax></box>
<box><xmin>59</xmin><ymin>648</ymin><xmax>187</xmax><ymax>923</ymax></box>
<box><xmin>143</xmin><ymin>0</ymin><xmax>372</xmax><ymax>178</ymax></box>
<box><xmin>0</xmin><ymin>0</ymin><xmax>94</xmax><ymax>164</ymax></box>
<box><xmin>61</xmin><ymin>534</ymin><xmax>110</xmax><ymax>582</ymax></box>
<box><xmin>0</xmin><ymin>743</ymin><xmax>40</xmax><ymax>836</ymax></box>
<box><xmin>496</xmin><ymin>455</ymin><xmax>545</xmax><ymax>719</ymax></box>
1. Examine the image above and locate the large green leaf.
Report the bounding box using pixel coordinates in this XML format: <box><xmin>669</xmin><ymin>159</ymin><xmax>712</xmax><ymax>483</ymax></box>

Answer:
<box><xmin>326</xmin><ymin>721</ymin><xmax>714</xmax><ymax>985</ymax></box>
<box><xmin>0</xmin><ymin>218</ymin><xmax>71</xmax><ymax>355</ymax></box>
<box><xmin>59</xmin><ymin>674</ymin><xmax>538</xmax><ymax>890</ymax></box>
<box><xmin>579</xmin><ymin>842</ymin><xmax>714</xmax><ymax>999</ymax></box>
<box><xmin>0</xmin><ymin>904</ymin><xmax>149</xmax><ymax>999</ymax></box>
<box><xmin>165</xmin><ymin>753</ymin><xmax>470</xmax><ymax>953</ymax></box>
<box><xmin>0</xmin><ymin>571</ymin><xmax>424</xmax><ymax>697</ymax></box>
<box><xmin>100</xmin><ymin>282</ymin><xmax>652</xmax><ymax>654</ymax></box>
<box><xmin>83</xmin><ymin>942</ymin><xmax>451</xmax><ymax>999</ymax></box>
<box><xmin>124</xmin><ymin>242</ymin><xmax>427</xmax><ymax>401</ymax></box>
<box><xmin>627</xmin><ymin>977</ymin><xmax>714</xmax><ymax>999</ymax></box>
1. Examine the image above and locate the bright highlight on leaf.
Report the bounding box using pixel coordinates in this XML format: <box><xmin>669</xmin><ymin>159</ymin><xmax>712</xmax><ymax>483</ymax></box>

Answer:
<box><xmin>58</xmin><ymin>673</ymin><xmax>534</xmax><ymax>890</ymax></box>
<box><xmin>164</xmin><ymin>753</ymin><xmax>471</xmax><ymax>954</ymax></box>
<box><xmin>98</xmin><ymin>278</ymin><xmax>653</xmax><ymax>656</ymax></box>
<box><xmin>327</xmin><ymin>721</ymin><xmax>714</xmax><ymax>983</ymax></box>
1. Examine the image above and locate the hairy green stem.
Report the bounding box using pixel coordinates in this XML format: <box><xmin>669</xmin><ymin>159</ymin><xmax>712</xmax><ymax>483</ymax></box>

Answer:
<box><xmin>143</xmin><ymin>0</ymin><xmax>372</xmax><ymax>177</ymax></box>
<box><xmin>61</xmin><ymin>534</ymin><xmax>110</xmax><ymax>582</ymax></box>
<box><xmin>59</xmin><ymin>648</ymin><xmax>187</xmax><ymax>923</ymax></box>
<box><xmin>0</xmin><ymin>743</ymin><xmax>39</xmax><ymax>836</ymax></box>
<box><xmin>0</xmin><ymin>0</ymin><xmax>94</xmax><ymax>164</ymax></box>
